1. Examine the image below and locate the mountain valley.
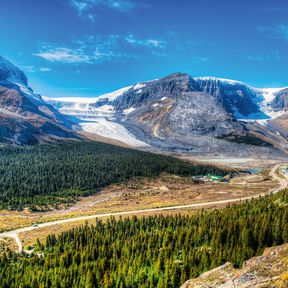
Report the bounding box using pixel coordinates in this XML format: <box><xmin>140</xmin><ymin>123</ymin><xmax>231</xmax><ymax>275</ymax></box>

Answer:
<box><xmin>0</xmin><ymin>56</ymin><xmax>288</xmax><ymax>288</ymax></box>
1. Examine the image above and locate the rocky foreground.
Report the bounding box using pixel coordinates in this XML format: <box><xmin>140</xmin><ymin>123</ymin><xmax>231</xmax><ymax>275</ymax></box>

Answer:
<box><xmin>181</xmin><ymin>243</ymin><xmax>288</xmax><ymax>288</ymax></box>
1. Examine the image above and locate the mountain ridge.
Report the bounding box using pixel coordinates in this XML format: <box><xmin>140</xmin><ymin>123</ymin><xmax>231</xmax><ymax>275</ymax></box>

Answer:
<box><xmin>0</xmin><ymin>56</ymin><xmax>79</xmax><ymax>144</ymax></box>
<box><xmin>1</xmin><ymin>55</ymin><xmax>287</xmax><ymax>156</ymax></box>
<box><xmin>45</xmin><ymin>73</ymin><xmax>288</xmax><ymax>156</ymax></box>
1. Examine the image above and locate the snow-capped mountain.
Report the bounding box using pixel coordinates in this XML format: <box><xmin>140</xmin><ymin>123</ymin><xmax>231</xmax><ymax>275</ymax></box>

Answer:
<box><xmin>0</xmin><ymin>56</ymin><xmax>78</xmax><ymax>144</ymax></box>
<box><xmin>1</xmin><ymin>56</ymin><xmax>286</xmax><ymax>155</ymax></box>
<box><xmin>46</xmin><ymin>75</ymin><xmax>287</xmax><ymax>125</ymax></box>
<box><xmin>45</xmin><ymin>73</ymin><xmax>288</xmax><ymax>156</ymax></box>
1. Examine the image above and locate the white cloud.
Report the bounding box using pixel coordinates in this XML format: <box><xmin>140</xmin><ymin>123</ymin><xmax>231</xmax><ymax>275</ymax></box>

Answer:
<box><xmin>39</xmin><ymin>67</ymin><xmax>52</xmax><ymax>72</ymax></box>
<box><xmin>88</xmin><ymin>14</ymin><xmax>95</xmax><ymax>22</ymax></box>
<box><xmin>34</xmin><ymin>34</ymin><xmax>166</xmax><ymax>65</ymax></box>
<box><xmin>21</xmin><ymin>66</ymin><xmax>36</xmax><ymax>73</ymax></box>
<box><xmin>258</xmin><ymin>23</ymin><xmax>288</xmax><ymax>42</ymax></box>
<box><xmin>247</xmin><ymin>52</ymin><xmax>282</xmax><ymax>62</ymax></box>
<box><xmin>191</xmin><ymin>56</ymin><xmax>209</xmax><ymax>64</ymax></box>
<box><xmin>21</xmin><ymin>66</ymin><xmax>52</xmax><ymax>73</ymax></box>
<box><xmin>145</xmin><ymin>39</ymin><xmax>164</xmax><ymax>48</ymax></box>
<box><xmin>71</xmin><ymin>0</ymin><xmax>89</xmax><ymax>12</ymax></box>
<box><xmin>276</xmin><ymin>23</ymin><xmax>288</xmax><ymax>41</ymax></box>
<box><xmin>34</xmin><ymin>47</ymin><xmax>91</xmax><ymax>64</ymax></box>
<box><xmin>103</xmin><ymin>0</ymin><xmax>134</xmax><ymax>11</ymax></box>
<box><xmin>125</xmin><ymin>34</ymin><xmax>166</xmax><ymax>49</ymax></box>
<box><xmin>70</xmin><ymin>0</ymin><xmax>135</xmax><ymax>20</ymax></box>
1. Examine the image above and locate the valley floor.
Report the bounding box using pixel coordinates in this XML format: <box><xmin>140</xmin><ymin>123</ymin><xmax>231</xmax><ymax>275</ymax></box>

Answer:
<box><xmin>0</xmin><ymin>162</ymin><xmax>286</xmax><ymax>252</ymax></box>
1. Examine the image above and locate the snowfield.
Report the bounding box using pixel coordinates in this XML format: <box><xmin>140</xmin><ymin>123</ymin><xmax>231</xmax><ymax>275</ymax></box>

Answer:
<box><xmin>80</xmin><ymin>118</ymin><xmax>148</xmax><ymax>147</ymax></box>
<box><xmin>43</xmin><ymin>87</ymin><xmax>149</xmax><ymax>147</ymax></box>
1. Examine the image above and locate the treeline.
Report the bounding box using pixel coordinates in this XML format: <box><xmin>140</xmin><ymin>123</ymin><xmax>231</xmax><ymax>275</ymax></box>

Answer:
<box><xmin>0</xmin><ymin>141</ymin><xmax>226</xmax><ymax>210</ymax></box>
<box><xmin>0</xmin><ymin>190</ymin><xmax>287</xmax><ymax>288</ymax></box>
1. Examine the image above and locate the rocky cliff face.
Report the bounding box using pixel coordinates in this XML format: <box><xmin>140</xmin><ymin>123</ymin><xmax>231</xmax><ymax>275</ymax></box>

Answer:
<box><xmin>181</xmin><ymin>243</ymin><xmax>288</xmax><ymax>288</ymax></box>
<box><xmin>271</xmin><ymin>88</ymin><xmax>288</xmax><ymax>112</ymax></box>
<box><xmin>194</xmin><ymin>77</ymin><xmax>263</xmax><ymax>118</ymax></box>
<box><xmin>0</xmin><ymin>57</ymin><xmax>78</xmax><ymax>144</ymax></box>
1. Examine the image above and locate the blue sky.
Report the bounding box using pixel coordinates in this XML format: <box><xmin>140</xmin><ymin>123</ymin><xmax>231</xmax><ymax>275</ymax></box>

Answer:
<box><xmin>1</xmin><ymin>0</ymin><xmax>288</xmax><ymax>97</ymax></box>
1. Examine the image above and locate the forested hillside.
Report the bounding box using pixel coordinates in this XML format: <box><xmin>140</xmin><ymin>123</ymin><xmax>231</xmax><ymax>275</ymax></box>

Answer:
<box><xmin>0</xmin><ymin>190</ymin><xmax>287</xmax><ymax>288</ymax></box>
<box><xmin>0</xmin><ymin>141</ymin><xmax>225</xmax><ymax>210</ymax></box>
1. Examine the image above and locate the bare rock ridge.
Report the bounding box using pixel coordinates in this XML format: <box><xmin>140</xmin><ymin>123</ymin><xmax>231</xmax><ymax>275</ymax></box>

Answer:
<box><xmin>181</xmin><ymin>243</ymin><xmax>288</xmax><ymax>288</ymax></box>
<box><xmin>0</xmin><ymin>56</ymin><xmax>79</xmax><ymax>144</ymax></box>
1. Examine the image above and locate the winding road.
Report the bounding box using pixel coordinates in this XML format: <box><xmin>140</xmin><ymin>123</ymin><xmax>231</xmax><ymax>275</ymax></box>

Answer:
<box><xmin>1</xmin><ymin>163</ymin><xmax>287</xmax><ymax>253</ymax></box>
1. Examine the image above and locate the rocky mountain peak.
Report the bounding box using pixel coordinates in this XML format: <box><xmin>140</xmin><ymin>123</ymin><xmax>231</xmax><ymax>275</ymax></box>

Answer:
<box><xmin>0</xmin><ymin>56</ymin><xmax>28</xmax><ymax>86</ymax></box>
<box><xmin>160</xmin><ymin>72</ymin><xmax>200</xmax><ymax>92</ymax></box>
<box><xmin>111</xmin><ymin>73</ymin><xmax>199</xmax><ymax>111</ymax></box>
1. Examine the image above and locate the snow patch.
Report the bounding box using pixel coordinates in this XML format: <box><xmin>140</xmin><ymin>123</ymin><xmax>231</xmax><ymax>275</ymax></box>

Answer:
<box><xmin>97</xmin><ymin>86</ymin><xmax>132</xmax><ymax>102</ymax></box>
<box><xmin>94</xmin><ymin>105</ymin><xmax>114</xmax><ymax>113</ymax></box>
<box><xmin>13</xmin><ymin>82</ymin><xmax>42</xmax><ymax>102</ymax></box>
<box><xmin>255</xmin><ymin>88</ymin><xmax>287</xmax><ymax>120</ymax></box>
<box><xmin>161</xmin><ymin>97</ymin><xmax>167</xmax><ymax>101</ymax></box>
<box><xmin>195</xmin><ymin>77</ymin><xmax>244</xmax><ymax>86</ymax></box>
<box><xmin>123</xmin><ymin>107</ymin><xmax>136</xmax><ymax>115</ymax></box>
<box><xmin>133</xmin><ymin>83</ymin><xmax>146</xmax><ymax>90</ymax></box>
<box><xmin>260</xmin><ymin>88</ymin><xmax>285</xmax><ymax>103</ymax></box>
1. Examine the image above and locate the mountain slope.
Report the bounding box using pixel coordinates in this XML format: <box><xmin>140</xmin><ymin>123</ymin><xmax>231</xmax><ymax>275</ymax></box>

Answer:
<box><xmin>45</xmin><ymin>73</ymin><xmax>288</xmax><ymax>156</ymax></box>
<box><xmin>181</xmin><ymin>243</ymin><xmax>288</xmax><ymax>288</ymax></box>
<box><xmin>271</xmin><ymin>87</ymin><xmax>288</xmax><ymax>112</ymax></box>
<box><xmin>0</xmin><ymin>57</ymin><xmax>79</xmax><ymax>144</ymax></box>
<box><xmin>112</xmin><ymin>74</ymin><xmax>248</xmax><ymax>151</ymax></box>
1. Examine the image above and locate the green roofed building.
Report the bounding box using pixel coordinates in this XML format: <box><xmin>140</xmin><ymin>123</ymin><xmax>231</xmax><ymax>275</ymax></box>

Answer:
<box><xmin>207</xmin><ymin>174</ymin><xmax>224</xmax><ymax>182</ymax></box>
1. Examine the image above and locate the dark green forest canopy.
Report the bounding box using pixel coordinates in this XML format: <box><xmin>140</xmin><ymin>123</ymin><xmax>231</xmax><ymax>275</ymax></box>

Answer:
<box><xmin>0</xmin><ymin>190</ymin><xmax>287</xmax><ymax>288</ymax></box>
<box><xmin>0</xmin><ymin>141</ymin><xmax>227</xmax><ymax>210</ymax></box>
